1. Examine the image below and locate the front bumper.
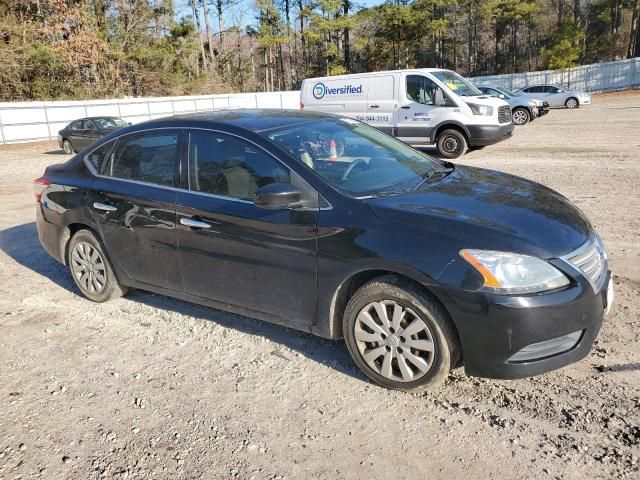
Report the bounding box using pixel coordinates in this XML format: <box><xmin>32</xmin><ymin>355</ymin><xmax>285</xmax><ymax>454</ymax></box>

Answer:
<box><xmin>579</xmin><ymin>96</ymin><xmax>592</xmax><ymax>105</ymax></box>
<box><xmin>467</xmin><ymin>123</ymin><xmax>514</xmax><ymax>147</ymax></box>
<box><xmin>432</xmin><ymin>270</ymin><xmax>610</xmax><ymax>379</ymax></box>
<box><xmin>537</xmin><ymin>102</ymin><xmax>550</xmax><ymax>116</ymax></box>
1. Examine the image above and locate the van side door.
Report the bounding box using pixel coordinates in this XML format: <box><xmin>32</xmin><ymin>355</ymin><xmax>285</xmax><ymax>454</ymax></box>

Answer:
<box><xmin>364</xmin><ymin>75</ymin><xmax>396</xmax><ymax>136</ymax></box>
<box><xmin>396</xmin><ymin>74</ymin><xmax>449</xmax><ymax>144</ymax></box>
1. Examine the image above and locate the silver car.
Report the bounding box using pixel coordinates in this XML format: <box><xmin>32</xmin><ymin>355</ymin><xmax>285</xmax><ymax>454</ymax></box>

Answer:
<box><xmin>477</xmin><ymin>85</ymin><xmax>549</xmax><ymax>125</ymax></box>
<box><xmin>515</xmin><ymin>85</ymin><xmax>591</xmax><ymax>109</ymax></box>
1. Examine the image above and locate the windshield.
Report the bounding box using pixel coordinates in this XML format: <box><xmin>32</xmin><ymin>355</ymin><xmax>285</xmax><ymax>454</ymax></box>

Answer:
<box><xmin>259</xmin><ymin>117</ymin><xmax>446</xmax><ymax>197</ymax></box>
<box><xmin>431</xmin><ymin>71</ymin><xmax>482</xmax><ymax>97</ymax></box>
<box><xmin>93</xmin><ymin>118</ymin><xmax>127</xmax><ymax>129</ymax></box>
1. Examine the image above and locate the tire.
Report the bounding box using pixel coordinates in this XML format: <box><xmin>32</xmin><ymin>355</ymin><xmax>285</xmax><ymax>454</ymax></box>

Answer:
<box><xmin>435</xmin><ymin>129</ymin><xmax>467</xmax><ymax>159</ymax></box>
<box><xmin>62</xmin><ymin>139</ymin><xmax>74</xmax><ymax>155</ymax></box>
<box><xmin>512</xmin><ymin>107</ymin><xmax>531</xmax><ymax>125</ymax></box>
<box><xmin>343</xmin><ymin>276</ymin><xmax>461</xmax><ymax>392</ymax></box>
<box><xmin>67</xmin><ymin>229</ymin><xmax>128</xmax><ymax>302</ymax></box>
<box><xmin>565</xmin><ymin>97</ymin><xmax>579</xmax><ymax>109</ymax></box>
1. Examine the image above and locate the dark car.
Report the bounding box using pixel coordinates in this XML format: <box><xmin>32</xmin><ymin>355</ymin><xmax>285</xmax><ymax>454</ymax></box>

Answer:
<box><xmin>35</xmin><ymin>110</ymin><xmax>613</xmax><ymax>392</ymax></box>
<box><xmin>58</xmin><ymin>117</ymin><xmax>129</xmax><ymax>154</ymax></box>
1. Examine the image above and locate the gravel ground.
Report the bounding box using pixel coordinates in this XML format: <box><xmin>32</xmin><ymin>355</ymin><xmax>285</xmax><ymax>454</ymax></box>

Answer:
<box><xmin>0</xmin><ymin>91</ymin><xmax>638</xmax><ymax>480</ymax></box>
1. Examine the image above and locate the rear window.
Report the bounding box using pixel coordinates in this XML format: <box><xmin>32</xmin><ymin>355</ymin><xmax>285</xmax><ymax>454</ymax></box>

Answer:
<box><xmin>85</xmin><ymin>140</ymin><xmax>114</xmax><ymax>174</ymax></box>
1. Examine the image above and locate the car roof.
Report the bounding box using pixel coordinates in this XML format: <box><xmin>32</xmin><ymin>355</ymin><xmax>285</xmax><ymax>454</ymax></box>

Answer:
<box><xmin>70</xmin><ymin>117</ymin><xmax>121</xmax><ymax>122</ymax></box>
<box><xmin>142</xmin><ymin>109</ymin><xmax>337</xmax><ymax>132</ymax></box>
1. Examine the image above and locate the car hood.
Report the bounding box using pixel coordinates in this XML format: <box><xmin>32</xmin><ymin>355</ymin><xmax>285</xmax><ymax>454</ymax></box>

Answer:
<box><xmin>366</xmin><ymin>166</ymin><xmax>592</xmax><ymax>258</ymax></box>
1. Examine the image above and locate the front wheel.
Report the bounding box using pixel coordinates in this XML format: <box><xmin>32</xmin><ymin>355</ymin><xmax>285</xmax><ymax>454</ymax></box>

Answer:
<box><xmin>343</xmin><ymin>276</ymin><xmax>460</xmax><ymax>392</ymax></box>
<box><xmin>68</xmin><ymin>229</ymin><xmax>128</xmax><ymax>302</ymax></box>
<box><xmin>435</xmin><ymin>129</ymin><xmax>467</xmax><ymax>159</ymax></box>
<box><xmin>565</xmin><ymin>97</ymin><xmax>579</xmax><ymax>109</ymax></box>
<box><xmin>512</xmin><ymin>107</ymin><xmax>531</xmax><ymax>125</ymax></box>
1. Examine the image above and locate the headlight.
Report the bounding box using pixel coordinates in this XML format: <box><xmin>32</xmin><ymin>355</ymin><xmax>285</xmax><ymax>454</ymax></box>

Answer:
<box><xmin>528</xmin><ymin>101</ymin><xmax>536</xmax><ymax>108</ymax></box>
<box><xmin>466</xmin><ymin>103</ymin><xmax>494</xmax><ymax>116</ymax></box>
<box><xmin>460</xmin><ymin>249</ymin><xmax>570</xmax><ymax>294</ymax></box>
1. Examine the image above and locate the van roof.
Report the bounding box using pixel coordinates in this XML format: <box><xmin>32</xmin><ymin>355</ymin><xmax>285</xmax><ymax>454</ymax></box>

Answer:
<box><xmin>302</xmin><ymin>68</ymin><xmax>451</xmax><ymax>83</ymax></box>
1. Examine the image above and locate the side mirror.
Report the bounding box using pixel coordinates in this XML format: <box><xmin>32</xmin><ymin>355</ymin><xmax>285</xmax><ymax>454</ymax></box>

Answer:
<box><xmin>254</xmin><ymin>183</ymin><xmax>302</xmax><ymax>210</ymax></box>
<box><xmin>435</xmin><ymin>88</ymin><xmax>447</xmax><ymax>106</ymax></box>
<box><xmin>498</xmin><ymin>94</ymin><xmax>506</xmax><ymax>99</ymax></box>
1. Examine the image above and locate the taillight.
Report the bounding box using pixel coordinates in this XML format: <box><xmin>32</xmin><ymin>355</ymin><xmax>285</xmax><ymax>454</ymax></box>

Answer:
<box><xmin>34</xmin><ymin>177</ymin><xmax>51</xmax><ymax>203</ymax></box>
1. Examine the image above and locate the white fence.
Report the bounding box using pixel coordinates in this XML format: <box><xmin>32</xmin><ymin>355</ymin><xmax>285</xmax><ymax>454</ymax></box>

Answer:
<box><xmin>0</xmin><ymin>91</ymin><xmax>300</xmax><ymax>144</ymax></box>
<box><xmin>0</xmin><ymin>58</ymin><xmax>638</xmax><ymax>144</ymax></box>
<box><xmin>470</xmin><ymin>57</ymin><xmax>640</xmax><ymax>93</ymax></box>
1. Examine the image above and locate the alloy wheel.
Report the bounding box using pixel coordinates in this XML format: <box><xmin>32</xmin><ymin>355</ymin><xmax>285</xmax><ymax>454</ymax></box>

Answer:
<box><xmin>565</xmin><ymin>98</ymin><xmax>578</xmax><ymax>109</ymax></box>
<box><xmin>353</xmin><ymin>300</ymin><xmax>435</xmax><ymax>382</ymax></box>
<box><xmin>70</xmin><ymin>241</ymin><xmax>107</xmax><ymax>294</ymax></box>
<box><xmin>512</xmin><ymin>109</ymin><xmax>529</xmax><ymax>125</ymax></box>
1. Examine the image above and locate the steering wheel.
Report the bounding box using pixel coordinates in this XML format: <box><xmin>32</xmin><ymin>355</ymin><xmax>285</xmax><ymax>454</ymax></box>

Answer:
<box><xmin>340</xmin><ymin>158</ymin><xmax>369</xmax><ymax>183</ymax></box>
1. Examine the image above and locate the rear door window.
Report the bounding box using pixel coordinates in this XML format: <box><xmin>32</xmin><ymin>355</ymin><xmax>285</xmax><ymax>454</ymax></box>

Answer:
<box><xmin>107</xmin><ymin>132</ymin><xmax>180</xmax><ymax>187</ymax></box>
<box><xmin>86</xmin><ymin>140</ymin><xmax>115</xmax><ymax>174</ymax></box>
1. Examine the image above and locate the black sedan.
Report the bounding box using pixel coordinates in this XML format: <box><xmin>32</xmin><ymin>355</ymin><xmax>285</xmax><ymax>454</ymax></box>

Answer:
<box><xmin>35</xmin><ymin>110</ymin><xmax>613</xmax><ymax>392</ymax></box>
<box><xmin>58</xmin><ymin>117</ymin><xmax>129</xmax><ymax>154</ymax></box>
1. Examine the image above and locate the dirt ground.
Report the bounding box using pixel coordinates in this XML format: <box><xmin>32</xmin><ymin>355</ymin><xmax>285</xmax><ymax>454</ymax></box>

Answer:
<box><xmin>0</xmin><ymin>91</ymin><xmax>639</xmax><ymax>480</ymax></box>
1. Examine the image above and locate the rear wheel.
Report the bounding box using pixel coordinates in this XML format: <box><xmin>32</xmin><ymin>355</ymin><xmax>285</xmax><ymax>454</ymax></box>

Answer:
<box><xmin>512</xmin><ymin>107</ymin><xmax>531</xmax><ymax>125</ymax></box>
<box><xmin>435</xmin><ymin>129</ymin><xmax>467</xmax><ymax>159</ymax></box>
<box><xmin>62</xmin><ymin>139</ymin><xmax>74</xmax><ymax>155</ymax></box>
<box><xmin>565</xmin><ymin>97</ymin><xmax>579</xmax><ymax>109</ymax></box>
<box><xmin>68</xmin><ymin>229</ymin><xmax>128</xmax><ymax>302</ymax></box>
<box><xmin>343</xmin><ymin>276</ymin><xmax>460</xmax><ymax>392</ymax></box>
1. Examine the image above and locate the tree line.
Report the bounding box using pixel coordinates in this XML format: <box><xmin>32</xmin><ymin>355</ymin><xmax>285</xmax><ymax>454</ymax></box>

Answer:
<box><xmin>0</xmin><ymin>0</ymin><xmax>638</xmax><ymax>100</ymax></box>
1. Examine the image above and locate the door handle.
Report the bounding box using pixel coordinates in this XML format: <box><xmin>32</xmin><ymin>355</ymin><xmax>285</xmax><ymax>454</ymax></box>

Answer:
<box><xmin>370</xmin><ymin>104</ymin><xmax>380</xmax><ymax>108</ymax></box>
<box><xmin>180</xmin><ymin>217</ymin><xmax>211</xmax><ymax>229</ymax></box>
<box><xmin>93</xmin><ymin>202</ymin><xmax>117</xmax><ymax>212</ymax></box>
<box><xmin>400</xmin><ymin>105</ymin><xmax>411</xmax><ymax>109</ymax></box>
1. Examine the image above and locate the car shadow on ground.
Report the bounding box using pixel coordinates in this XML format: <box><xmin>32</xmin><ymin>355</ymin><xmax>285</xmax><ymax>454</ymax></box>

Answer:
<box><xmin>45</xmin><ymin>149</ymin><xmax>68</xmax><ymax>155</ymax></box>
<box><xmin>0</xmin><ymin>222</ymin><xmax>364</xmax><ymax>382</ymax></box>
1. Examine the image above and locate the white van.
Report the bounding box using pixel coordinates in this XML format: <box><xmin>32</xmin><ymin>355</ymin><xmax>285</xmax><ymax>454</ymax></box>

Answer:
<box><xmin>300</xmin><ymin>68</ymin><xmax>514</xmax><ymax>158</ymax></box>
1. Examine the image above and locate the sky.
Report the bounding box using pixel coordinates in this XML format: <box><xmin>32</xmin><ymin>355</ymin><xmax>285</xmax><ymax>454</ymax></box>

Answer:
<box><xmin>173</xmin><ymin>0</ymin><xmax>385</xmax><ymax>32</ymax></box>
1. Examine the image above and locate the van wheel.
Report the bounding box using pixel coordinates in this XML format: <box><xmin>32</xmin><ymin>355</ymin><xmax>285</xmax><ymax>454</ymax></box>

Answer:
<box><xmin>343</xmin><ymin>276</ymin><xmax>460</xmax><ymax>392</ymax></box>
<box><xmin>512</xmin><ymin>107</ymin><xmax>530</xmax><ymax>125</ymax></box>
<box><xmin>436</xmin><ymin>129</ymin><xmax>467</xmax><ymax>159</ymax></box>
<box><xmin>68</xmin><ymin>229</ymin><xmax>128</xmax><ymax>303</ymax></box>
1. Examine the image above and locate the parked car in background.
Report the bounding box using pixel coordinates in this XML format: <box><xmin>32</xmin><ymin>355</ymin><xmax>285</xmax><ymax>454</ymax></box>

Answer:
<box><xmin>58</xmin><ymin>117</ymin><xmax>129</xmax><ymax>154</ymax></box>
<box><xmin>35</xmin><ymin>109</ymin><xmax>613</xmax><ymax>392</ymax></box>
<box><xmin>514</xmin><ymin>85</ymin><xmax>591</xmax><ymax>109</ymax></box>
<box><xmin>301</xmin><ymin>69</ymin><xmax>514</xmax><ymax>159</ymax></box>
<box><xmin>476</xmin><ymin>85</ymin><xmax>549</xmax><ymax>125</ymax></box>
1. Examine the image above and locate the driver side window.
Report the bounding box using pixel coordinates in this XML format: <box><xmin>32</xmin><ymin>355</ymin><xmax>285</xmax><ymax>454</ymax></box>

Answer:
<box><xmin>188</xmin><ymin>130</ymin><xmax>290</xmax><ymax>201</ymax></box>
<box><xmin>406</xmin><ymin>75</ymin><xmax>439</xmax><ymax>106</ymax></box>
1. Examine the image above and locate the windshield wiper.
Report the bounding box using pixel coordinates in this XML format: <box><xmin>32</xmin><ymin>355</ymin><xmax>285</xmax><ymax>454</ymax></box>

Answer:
<box><xmin>415</xmin><ymin>167</ymin><xmax>454</xmax><ymax>189</ymax></box>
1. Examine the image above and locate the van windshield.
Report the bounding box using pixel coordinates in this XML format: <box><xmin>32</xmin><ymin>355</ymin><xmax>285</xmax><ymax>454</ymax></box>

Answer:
<box><xmin>259</xmin><ymin>117</ymin><xmax>447</xmax><ymax>197</ymax></box>
<box><xmin>432</xmin><ymin>71</ymin><xmax>482</xmax><ymax>97</ymax></box>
